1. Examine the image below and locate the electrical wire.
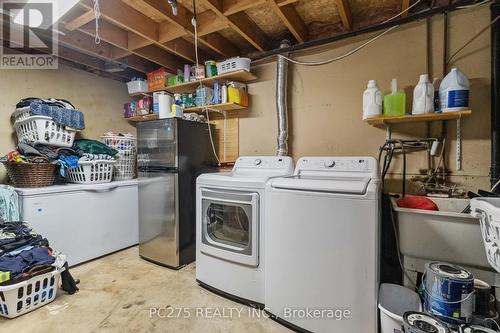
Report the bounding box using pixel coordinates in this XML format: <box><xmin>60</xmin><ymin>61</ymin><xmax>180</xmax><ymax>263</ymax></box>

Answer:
<box><xmin>448</xmin><ymin>13</ymin><xmax>500</xmax><ymax>64</ymax></box>
<box><xmin>456</xmin><ymin>0</ymin><xmax>492</xmax><ymax>9</ymax></box>
<box><xmin>204</xmin><ymin>108</ymin><xmax>222</xmax><ymax>164</ymax></box>
<box><xmin>280</xmin><ymin>0</ymin><xmax>423</xmax><ymax>66</ymax></box>
<box><xmin>93</xmin><ymin>0</ymin><xmax>101</xmax><ymax>45</ymax></box>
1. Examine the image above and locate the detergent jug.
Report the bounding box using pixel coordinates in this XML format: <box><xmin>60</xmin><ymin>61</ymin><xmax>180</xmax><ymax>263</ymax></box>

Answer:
<box><xmin>412</xmin><ymin>74</ymin><xmax>434</xmax><ymax>115</ymax></box>
<box><xmin>383</xmin><ymin>79</ymin><xmax>406</xmax><ymax>116</ymax></box>
<box><xmin>439</xmin><ymin>68</ymin><xmax>470</xmax><ymax>112</ymax></box>
<box><xmin>363</xmin><ymin>80</ymin><xmax>382</xmax><ymax>119</ymax></box>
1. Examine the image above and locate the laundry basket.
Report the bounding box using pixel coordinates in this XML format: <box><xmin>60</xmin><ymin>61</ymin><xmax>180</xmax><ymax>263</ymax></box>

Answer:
<box><xmin>101</xmin><ymin>135</ymin><xmax>136</xmax><ymax>180</ymax></box>
<box><xmin>14</xmin><ymin>116</ymin><xmax>78</xmax><ymax>148</ymax></box>
<box><xmin>66</xmin><ymin>160</ymin><xmax>116</xmax><ymax>184</ymax></box>
<box><xmin>11</xmin><ymin>107</ymin><xmax>31</xmax><ymax>122</ymax></box>
<box><xmin>470</xmin><ymin>197</ymin><xmax>500</xmax><ymax>273</ymax></box>
<box><xmin>0</xmin><ymin>267</ymin><xmax>64</xmax><ymax>318</ymax></box>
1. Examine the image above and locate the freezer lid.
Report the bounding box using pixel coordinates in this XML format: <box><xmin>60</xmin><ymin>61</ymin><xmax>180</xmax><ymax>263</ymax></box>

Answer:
<box><xmin>270</xmin><ymin>176</ymin><xmax>371</xmax><ymax>195</ymax></box>
<box><xmin>15</xmin><ymin>180</ymin><xmax>138</xmax><ymax>196</ymax></box>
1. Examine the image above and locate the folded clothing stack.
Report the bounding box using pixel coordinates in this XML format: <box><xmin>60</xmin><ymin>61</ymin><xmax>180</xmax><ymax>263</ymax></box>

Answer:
<box><xmin>0</xmin><ymin>222</ymin><xmax>78</xmax><ymax>294</ymax></box>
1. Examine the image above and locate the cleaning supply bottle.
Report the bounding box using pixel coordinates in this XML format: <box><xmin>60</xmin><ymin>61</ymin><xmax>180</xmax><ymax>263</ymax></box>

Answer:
<box><xmin>383</xmin><ymin>79</ymin><xmax>406</xmax><ymax>116</ymax></box>
<box><xmin>363</xmin><ymin>80</ymin><xmax>382</xmax><ymax>119</ymax></box>
<box><xmin>412</xmin><ymin>74</ymin><xmax>434</xmax><ymax>115</ymax></box>
<box><xmin>439</xmin><ymin>68</ymin><xmax>470</xmax><ymax>112</ymax></box>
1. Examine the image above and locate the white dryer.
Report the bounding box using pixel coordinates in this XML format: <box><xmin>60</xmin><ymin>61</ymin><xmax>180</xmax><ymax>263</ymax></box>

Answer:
<box><xmin>265</xmin><ymin>157</ymin><xmax>381</xmax><ymax>332</ymax></box>
<box><xmin>196</xmin><ymin>156</ymin><xmax>295</xmax><ymax>307</ymax></box>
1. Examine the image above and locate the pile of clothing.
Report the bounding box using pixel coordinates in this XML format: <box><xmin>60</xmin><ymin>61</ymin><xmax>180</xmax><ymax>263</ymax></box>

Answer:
<box><xmin>0</xmin><ymin>221</ymin><xmax>78</xmax><ymax>293</ymax></box>
<box><xmin>16</xmin><ymin>98</ymin><xmax>85</xmax><ymax>130</ymax></box>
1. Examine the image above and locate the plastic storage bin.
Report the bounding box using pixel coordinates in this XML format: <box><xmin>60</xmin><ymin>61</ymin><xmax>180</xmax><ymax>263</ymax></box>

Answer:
<box><xmin>14</xmin><ymin>116</ymin><xmax>78</xmax><ymax>148</ymax></box>
<box><xmin>217</xmin><ymin>57</ymin><xmax>251</xmax><ymax>75</ymax></box>
<box><xmin>378</xmin><ymin>283</ymin><xmax>422</xmax><ymax>333</ymax></box>
<box><xmin>66</xmin><ymin>160</ymin><xmax>116</xmax><ymax>184</ymax></box>
<box><xmin>0</xmin><ymin>267</ymin><xmax>64</xmax><ymax>318</ymax></box>
<box><xmin>470</xmin><ymin>197</ymin><xmax>500</xmax><ymax>273</ymax></box>
<box><xmin>101</xmin><ymin>135</ymin><xmax>136</xmax><ymax>181</ymax></box>
<box><xmin>127</xmin><ymin>79</ymin><xmax>148</xmax><ymax>95</ymax></box>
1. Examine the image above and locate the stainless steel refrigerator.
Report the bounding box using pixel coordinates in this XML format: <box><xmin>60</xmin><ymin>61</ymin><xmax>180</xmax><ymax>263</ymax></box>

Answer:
<box><xmin>137</xmin><ymin>118</ymin><xmax>217</xmax><ymax>268</ymax></box>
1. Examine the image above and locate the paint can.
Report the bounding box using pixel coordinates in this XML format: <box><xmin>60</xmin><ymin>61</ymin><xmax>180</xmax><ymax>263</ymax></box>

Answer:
<box><xmin>403</xmin><ymin>311</ymin><xmax>450</xmax><ymax>333</ymax></box>
<box><xmin>459</xmin><ymin>325</ymin><xmax>498</xmax><ymax>333</ymax></box>
<box><xmin>423</xmin><ymin>262</ymin><xmax>474</xmax><ymax>326</ymax></box>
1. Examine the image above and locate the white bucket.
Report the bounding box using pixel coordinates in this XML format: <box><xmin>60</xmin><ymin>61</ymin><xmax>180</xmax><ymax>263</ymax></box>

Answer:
<box><xmin>379</xmin><ymin>283</ymin><xmax>422</xmax><ymax>333</ymax></box>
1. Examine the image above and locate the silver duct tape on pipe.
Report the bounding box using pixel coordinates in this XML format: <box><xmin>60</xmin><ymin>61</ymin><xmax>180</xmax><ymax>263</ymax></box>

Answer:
<box><xmin>276</xmin><ymin>40</ymin><xmax>291</xmax><ymax>156</ymax></box>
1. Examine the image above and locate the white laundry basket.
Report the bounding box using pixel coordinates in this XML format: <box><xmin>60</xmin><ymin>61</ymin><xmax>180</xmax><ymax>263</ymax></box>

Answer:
<box><xmin>101</xmin><ymin>135</ymin><xmax>136</xmax><ymax>181</ymax></box>
<box><xmin>14</xmin><ymin>116</ymin><xmax>78</xmax><ymax>148</ymax></box>
<box><xmin>216</xmin><ymin>57</ymin><xmax>251</xmax><ymax>75</ymax></box>
<box><xmin>470</xmin><ymin>197</ymin><xmax>500</xmax><ymax>273</ymax></box>
<box><xmin>66</xmin><ymin>160</ymin><xmax>116</xmax><ymax>184</ymax></box>
<box><xmin>0</xmin><ymin>267</ymin><xmax>64</xmax><ymax>318</ymax></box>
<box><xmin>378</xmin><ymin>283</ymin><xmax>422</xmax><ymax>333</ymax></box>
<box><xmin>11</xmin><ymin>107</ymin><xmax>31</xmax><ymax>122</ymax></box>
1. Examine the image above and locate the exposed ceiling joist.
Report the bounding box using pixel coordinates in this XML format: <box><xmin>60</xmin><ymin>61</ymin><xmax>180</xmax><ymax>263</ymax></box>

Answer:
<box><xmin>79</xmin><ymin>0</ymin><xmax>199</xmax><ymax>62</ymax></box>
<box><xmin>223</xmin><ymin>0</ymin><xmax>299</xmax><ymax>16</ymax></box>
<box><xmin>77</xmin><ymin>21</ymin><xmax>185</xmax><ymax>69</ymax></box>
<box><xmin>64</xmin><ymin>10</ymin><xmax>95</xmax><ymax>31</ymax></box>
<box><xmin>402</xmin><ymin>0</ymin><xmax>411</xmax><ymax>17</ymax></box>
<box><xmin>200</xmin><ymin>0</ymin><xmax>267</xmax><ymax>51</ymax></box>
<box><xmin>335</xmin><ymin>0</ymin><xmax>353</xmax><ymax>31</ymax></box>
<box><xmin>141</xmin><ymin>0</ymin><xmax>237</xmax><ymax>57</ymax></box>
<box><xmin>267</xmin><ymin>0</ymin><xmax>307</xmax><ymax>43</ymax></box>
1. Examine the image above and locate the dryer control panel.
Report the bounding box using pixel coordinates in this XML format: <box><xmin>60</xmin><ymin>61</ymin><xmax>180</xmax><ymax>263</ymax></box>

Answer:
<box><xmin>294</xmin><ymin>157</ymin><xmax>379</xmax><ymax>179</ymax></box>
<box><xmin>234</xmin><ymin>156</ymin><xmax>295</xmax><ymax>173</ymax></box>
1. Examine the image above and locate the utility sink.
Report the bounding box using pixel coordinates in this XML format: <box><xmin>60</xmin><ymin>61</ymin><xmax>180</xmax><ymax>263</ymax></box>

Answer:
<box><xmin>392</xmin><ymin>197</ymin><xmax>491</xmax><ymax>271</ymax></box>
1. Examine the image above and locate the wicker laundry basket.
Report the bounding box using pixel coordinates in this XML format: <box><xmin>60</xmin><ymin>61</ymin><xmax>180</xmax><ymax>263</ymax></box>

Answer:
<box><xmin>3</xmin><ymin>160</ymin><xmax>57</xmax><ymax>188</ymax></box>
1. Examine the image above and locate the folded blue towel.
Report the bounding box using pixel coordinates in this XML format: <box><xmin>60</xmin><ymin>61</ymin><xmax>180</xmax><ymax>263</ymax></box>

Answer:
<box><xmin>30</xmin><ymin>101</ymin><xmax>85</xmax><ymax>130</ymax></box>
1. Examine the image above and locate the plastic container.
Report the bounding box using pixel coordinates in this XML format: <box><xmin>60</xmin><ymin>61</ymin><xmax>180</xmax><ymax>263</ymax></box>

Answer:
<box><xmin>378</xmin><ymin>283</ymin><xmax>422</xmax><ymax>333</ymax></box>
<box><xmin>205</xmin><ymin>61</ymin><xmax>218</xmax><ymax>77</ymax></box>
<box><xmin>217</xmin><ymin>57</ymin><xmax>251</xmax><ymax>75</ymax></box>
<box><xmin>470</xmin><ymin>197</ymin><xmax>500</xmax><ymax>273</ymax></box>
<box><xmin>439</xmin><ymin>68</ymin><xmax>470</xmax><ymax>112</ymax></box>
<box><xmin>127</xmin><ymin>79</ymin><xmax>148</xmax><ymax>95</ymax></box>
<box><xmin>14</xmin><ymin>115</ymin><xmax>78</xmax><ymax>148</ymax></box>
<box><xmin>66</xmin><ymin>160</ymin><xmax>116</xmax><ymax>184</ymax></box>
<box><xmin>363</xmin><ymin>80</ymin><xmax>382</xmax><ymax>119</ymax></box>
<box><xmin>0</xmin><ymin>267</ymin><xmax>64</xmax><ymax>318</ymax></box>
<box><xmin>383</xmin><ymin>79</ymin><xmax>406</xmax><ymax>116</ymax></box>
<box><xmin>11</xmin><ymin>107</ymin><xmax>31</xmax><ymax>122</ymax></box>
<box><xmin>412</xmin><ymin>74</ymin><xmax>435</xmax><ymax>115</ymax></box>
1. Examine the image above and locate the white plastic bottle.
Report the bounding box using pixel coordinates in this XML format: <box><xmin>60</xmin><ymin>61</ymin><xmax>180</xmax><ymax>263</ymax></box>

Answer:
<box><xmin>363</xmin><ymin>80</ymin><xmax>382</xmax><ymax>119</ymax></box>
<box><xmin>412</xmin><ymin>74</ymin><xmax>434</xmax><ymax>115</ymax></box>
<box><xmin>439</xmin><ymin>68</ymin><xmax>470</xmax><ymax>112</ymax></box>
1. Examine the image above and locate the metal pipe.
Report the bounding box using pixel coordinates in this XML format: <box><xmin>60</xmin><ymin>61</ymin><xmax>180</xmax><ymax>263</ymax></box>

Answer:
<box><xmin>491</xmin><ymin>0</ymin><xmax>500</xmax><ymax>188</ymax></box>
<box><xmin>252</xmin><ymin>0</ymin><xmax>477</xmax><ymax>62</ymax></box>
<box><xmin>276</xmin><ymin>40</ymin><xmax>291</xmax><ymax>156</ymax></box>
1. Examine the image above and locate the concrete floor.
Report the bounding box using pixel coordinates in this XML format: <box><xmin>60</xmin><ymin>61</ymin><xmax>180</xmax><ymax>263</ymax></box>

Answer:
<box><xmin>0</xmin><ymin>247</ymin><xmax>291</xmax><ymax>333</ymax></box>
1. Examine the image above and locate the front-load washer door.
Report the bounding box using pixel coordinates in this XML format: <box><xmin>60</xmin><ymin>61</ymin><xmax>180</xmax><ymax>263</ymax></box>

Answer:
<box><xmin>200</xmin><ymin>188</ymin><xmax>259</xmax><ymax>267</ymax></box>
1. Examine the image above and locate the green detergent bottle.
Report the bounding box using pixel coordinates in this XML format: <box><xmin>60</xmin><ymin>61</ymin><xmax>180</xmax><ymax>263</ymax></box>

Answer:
<box><xmin>383</xmin><ymin>78</ymin><xmax>406</xmax><ymax>116</ymax></box>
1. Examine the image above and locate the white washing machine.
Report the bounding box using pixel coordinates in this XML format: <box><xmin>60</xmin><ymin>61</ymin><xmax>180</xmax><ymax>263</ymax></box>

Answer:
<box><xmin>265</xmin><ymin>157</ymin><xmax>381</xmax><ymax>332</ymax></box>
<box><xmin>196</xmin><ymin>156</ymin><xmax>294</xmax><ymax>307</ymax></box>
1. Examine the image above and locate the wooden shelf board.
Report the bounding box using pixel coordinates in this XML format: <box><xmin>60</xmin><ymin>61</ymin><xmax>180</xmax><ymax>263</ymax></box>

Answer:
<box><xmin>365</xmin><ymin>110</ymin><xmax>472</xmax><ymax>126</ymax></box>
<box><xmin>162</xmin><ymin>70</ymin><xmax>257</xmax><ymax>94</ymax></box>
<box><xmin>125</xmin><ymin>114</ymin><xmax>158</xmax><ymax>122</ymax></box>
<box><xmin>185</xmin><ymin>102</ymin><xmax>248</xmax><ymax>113</ymax></box>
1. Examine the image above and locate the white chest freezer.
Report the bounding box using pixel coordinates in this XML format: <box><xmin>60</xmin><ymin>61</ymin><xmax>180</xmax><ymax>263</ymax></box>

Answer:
<box><xmin>15</xmin><ymin>180</ymin><xmax>139</xmax><ymax>266</ymax></box>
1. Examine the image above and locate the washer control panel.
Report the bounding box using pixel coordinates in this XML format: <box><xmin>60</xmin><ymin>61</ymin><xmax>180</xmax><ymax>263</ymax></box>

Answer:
<box><xmin>295</xmin><ymin>157</ymin><xmax>377</xmax><ymax>176</ymax></box>
<box><xmin>234</xmin><ymin>156</ymin><xmax>295</xmax><ymax>172</ymax></box>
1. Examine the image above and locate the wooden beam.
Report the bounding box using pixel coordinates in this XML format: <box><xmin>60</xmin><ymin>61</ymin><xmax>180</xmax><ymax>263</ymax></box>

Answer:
<box><xmin>78</xmin><ymin>21</ymin><xmax>185</xmax><ymax>70</ymax></box>
<box><xmin>402</xmin><ymin>0</ymin><xmax>411</xmax><ymax>17</ymax></box>
<box><xmin>267</xmin><ymin>0</ymin><xmax>307</xmax><ymax>43</ymax></box>
<box><xmin>65</xmin><ymin>10</ymin><xmax>95</xmax><ymax>31</ymax></box>
<box><xmin>201</xmin><ymin>0</ymin><xmax>267</xmax><ymax>51</ymax></box>
<box><xmin>223</xmin><ymin>0</ymin><xmax>299</xmax><ymax>16</ymax></box>
<box><xmin>142</xmin><ymin>0</ymin><xmax>238</xmax><ymax>57</ymax></box>
<box><xmin>335</xmin><ymin>0</ymin><xmax>353</xmax><ymax>31</ymax></box>
<box><xmin>118</xmin><ymin>54</ymin><xmax>158</xmax><ymax>73</ymax></box>
<box><xmin>59</xmin><ymin>29</ymin><xmax>114</xmax><ymax>59</ymax></box>
<box><xmin>79</xmin><ymin>0</ymin><xmax>197</xmax><ymax>62</ymax></box>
